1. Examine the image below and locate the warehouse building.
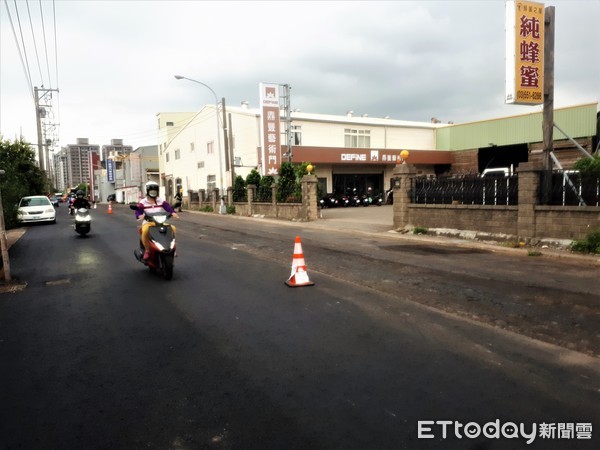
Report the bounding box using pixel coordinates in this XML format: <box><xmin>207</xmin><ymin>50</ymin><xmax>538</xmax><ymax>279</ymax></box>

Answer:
<box><xmin>157</xmin><ymin>100</ymin><xmax>598</xmax><ymax>201</ymax></box>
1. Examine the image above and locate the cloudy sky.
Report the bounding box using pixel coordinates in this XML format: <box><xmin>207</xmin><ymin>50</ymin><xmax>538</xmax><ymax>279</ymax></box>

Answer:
<box><xmin>1</xmin><ymin>0</ymin><xmax>598</xmax><ymax>152</ymax></box>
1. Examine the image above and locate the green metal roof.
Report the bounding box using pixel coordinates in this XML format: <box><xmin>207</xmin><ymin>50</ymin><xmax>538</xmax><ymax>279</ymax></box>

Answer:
<box><xmin>436</xmin><ymin>103</ymin><xmax>597</xmax><ymax>151</ymax></box>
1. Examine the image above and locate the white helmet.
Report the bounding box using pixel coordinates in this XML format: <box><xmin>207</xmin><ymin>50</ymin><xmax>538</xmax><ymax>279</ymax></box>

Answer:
<box><xmin>145</xmin><ymin>181</ymin><xmax>159</xmax><ymax>198</ymax></box>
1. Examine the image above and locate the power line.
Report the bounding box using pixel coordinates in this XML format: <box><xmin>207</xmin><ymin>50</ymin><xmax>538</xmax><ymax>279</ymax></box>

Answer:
<box><xmin>25</xmin><ymin>0</ymin><xmax>44</xmax><ymax>86</ymax></box>
<box><xmin>3</xmin><ymin>0</ymin><xmax>34</xmax><ymax>100</ymax></box>
<box><xmin>39</xmin><ymin>0</ymin><xmax>52</xmax><ymax>87</ymax></box>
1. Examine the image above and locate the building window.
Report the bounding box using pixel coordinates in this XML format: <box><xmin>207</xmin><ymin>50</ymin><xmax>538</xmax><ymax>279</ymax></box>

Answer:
<box><xmin>291</xmin><ymin>125</ymin><xmax>302</xmax><ymax>145</ymax></box>
<box><xmin>190</xmin><ymin>142</ymin><xmax>195</xmax><ymax>152</ymax></box>
<box><xmin>166</xmin><ymin>121</ymin><xmax>174</xmax><ymax>126</ymax></box>
<box><xmin>166</xmin><ymin>152</ymin><xmax>170</xmax><ymax>162</ymax></box>
<box><xmin>344</xmin><ymin>128</ymin><xmax>370</xmax><ymax>148</ymax></box>
<box><xmin>207</xmin><ymin>141</ymin><xmax>214</xmax><ymax>155</ymax></box>
<box><xmin>207</xmin><ymin>174</ymin><xmax>216</xmax><ymax>192</ymax></box>
<box><xmin>175</xmin><ymin>149</ymin><xmax>180</xmax><ymax>160</ymax></box>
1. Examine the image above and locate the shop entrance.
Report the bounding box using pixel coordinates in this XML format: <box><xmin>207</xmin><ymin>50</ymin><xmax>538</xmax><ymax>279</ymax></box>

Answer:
<box><xmin>332</xmin><ymin>173</ymin><xmax>383</xmax><ymax>196</ymax></box>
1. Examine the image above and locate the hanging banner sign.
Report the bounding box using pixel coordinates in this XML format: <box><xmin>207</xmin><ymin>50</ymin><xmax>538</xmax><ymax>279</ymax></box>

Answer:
<box><xmin>106</xmin><ymin>158</ymin><xmax>115</xmax><ymax>183</ymax></box>
<box><xmin>505</xmin><ymin>1</ymin><xmax>545</xmax><ymax>105</ymax></box>
<box><xmin>259</xmin><ymin>82</ymin><xmax>281</xmax><ymax>176</ymax></box>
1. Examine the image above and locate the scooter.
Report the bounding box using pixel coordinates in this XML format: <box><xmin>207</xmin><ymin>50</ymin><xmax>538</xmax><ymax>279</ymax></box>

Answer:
<box><xmin>129</xmin><ymin>205</ymin><xmax>176</xmax><ymax>280</ymax></box>
<box><xmin>74</xmin><ymin>208</ymin><xmax>91</xmax><ymax>236</ymax></box>
<box><xmin>373</xmin><ymin>193</ymin><xmax>384</xmax><ymax>206</ymax></box>
<box><xmin>319</xmin><ymin>193</ymin><xmax>338</xmax><ymax>209</ymax></box>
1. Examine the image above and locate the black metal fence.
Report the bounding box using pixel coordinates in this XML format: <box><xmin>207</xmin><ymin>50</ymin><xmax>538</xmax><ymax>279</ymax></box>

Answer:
<box><xmin>410</xmin><ymin>175</ymin><xmax>519</xmax><ymax>205</ymax></box>
<box><xmin>545</xmin><ymin>171</ymin><xmax>600</xmax><ymax>206</ymax></box>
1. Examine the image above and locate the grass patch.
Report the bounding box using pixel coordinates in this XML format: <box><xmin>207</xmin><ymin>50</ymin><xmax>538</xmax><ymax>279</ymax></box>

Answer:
<box><xmin>571</xmin><ymin>230</ymin><xmax>600</xmax><ymax>254</ymax></box>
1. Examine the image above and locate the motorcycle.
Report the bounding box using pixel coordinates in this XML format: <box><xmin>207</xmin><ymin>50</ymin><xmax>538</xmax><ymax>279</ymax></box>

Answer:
<box><xmin>74</xmin><ymin>208</ymin><xmax>91</xmax><ymax>236</ymax></box>
<box><xmin>319</xmin><ymin>194</ymin><xmax>338</xmax><ymax>209</ymax></box>
<box><xmin>373</xmin><ymin>193</ymin><xmax>384</xmax><ymax>206</ymax></box>
<box><xmin>129</xmin><ymin>205</ymin><xmax>176</xmax><ymax>280</ymax></box>
<box><xmin>338</xmin><ymin>194</ymin><xmax>350</xmax><ymax>207</ymax></box>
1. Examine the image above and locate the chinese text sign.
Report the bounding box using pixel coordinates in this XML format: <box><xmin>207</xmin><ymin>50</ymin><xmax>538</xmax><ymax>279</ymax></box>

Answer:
<box><xmin>505</xmin><ymin>1</ymin><xmax>545</xmax><ymax>105</ymax></box>
<box><xmin>259</xmin><ymin>82</ymin><xmax>281</xmax><ymax>176</ymax></box>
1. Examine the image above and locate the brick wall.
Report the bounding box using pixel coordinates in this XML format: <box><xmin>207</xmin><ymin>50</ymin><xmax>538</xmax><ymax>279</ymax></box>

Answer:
<box><xmin>450</xmin><ymin>149</ymin><xmax>478</xmax><ymax>173</ymax></box>
<box><xmin>408</xmin><ymin>205</ymin><xmax>518</xmax><ymax>236</ymax></box>
<box><xmin>393</xmin><ymin>162</ymin><xmax>600</xmax><ymax>241</ymax></box>
<box><xmin>529</xmin><ymin>138</ymin><xmax>593</xmax><ymax>169</ymax></box>
<box><xmin>535</xmin><ymin>207</ymin><xmax>600</xmax><ymax>239</ymax></box>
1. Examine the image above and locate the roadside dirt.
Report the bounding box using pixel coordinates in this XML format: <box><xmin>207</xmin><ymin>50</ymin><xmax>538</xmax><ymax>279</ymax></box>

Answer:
<box><xmin>183</xmin><ymin>215</ymin><xmax>600</xmax><ymax>359</ymax></box>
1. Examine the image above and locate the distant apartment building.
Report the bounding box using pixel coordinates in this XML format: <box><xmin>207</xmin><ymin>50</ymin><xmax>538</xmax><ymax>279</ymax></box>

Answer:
<box><xmin>52</xmin><ymin>138</ymin><xmax>100</xmax><ymax>192</ymax></box>
<box><xmin>95</xmin><ymin>144</ymin><xmax>159</xmax><ymax>203</ymax></box>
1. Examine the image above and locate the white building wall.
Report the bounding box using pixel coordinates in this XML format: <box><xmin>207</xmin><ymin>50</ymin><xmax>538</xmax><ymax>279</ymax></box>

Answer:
<box><xmin>157</xmin><ymin>106</ymin><xmax>440</xmax><ymax>197</ymax></box>
<box><xmin>159</xmin><ymin>106</ymin><xmax>262</xmax><ymax>194</ymax></box>
<box><xmin>290</xmin><ymin>119</ymin><xmax>436</xmax><ymax>149</ymax></box>
<box><xmin>228</xmin><ymin>108</ymin><xmax>261</xmax><ymax>181</ymax></box>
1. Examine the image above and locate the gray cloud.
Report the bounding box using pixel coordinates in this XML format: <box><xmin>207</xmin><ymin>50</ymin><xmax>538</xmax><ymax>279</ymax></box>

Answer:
<box><xmin>0</xmin><ymin>1</ymin><xmax>597</xmax><ymax>149</ymax></box>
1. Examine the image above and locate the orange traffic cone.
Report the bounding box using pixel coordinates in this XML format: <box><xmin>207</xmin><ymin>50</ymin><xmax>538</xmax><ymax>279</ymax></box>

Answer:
<box><xmin>285</xmin><ymin>236</ymin><xmax>315</xmax><ymax>287</ymax></box>
<box><xmin>108</xmin><ymin>202</ymin><xmax>113</xmax><ymax>214</ymax></box>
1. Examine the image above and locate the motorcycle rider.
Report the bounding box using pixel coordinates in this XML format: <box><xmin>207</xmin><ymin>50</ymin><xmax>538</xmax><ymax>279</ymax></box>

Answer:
<box><xmin>174</xmin><ymin>185</ymin><xmax>183</xmax><ymax>212</ymax></box>
<box><xmin>67</xmin><ymin>193</ymin><xmax>77</xmax><ymax>215</ymax></box>
<box><xmin>72</xmin><ymin>190</ymin><xmax>91</xmax><ymax>210</ymax></box>
<box><xmin>135</xmin><ymin>181</ymin><xmax>178</xmax><ymax>261</ymax></box>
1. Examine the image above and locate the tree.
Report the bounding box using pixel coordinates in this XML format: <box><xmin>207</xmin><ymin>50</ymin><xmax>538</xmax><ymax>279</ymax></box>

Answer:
<box><xmin>0</xmin><ymin>138</ymin><xmax>47</xmax><ymax>229</ymax></box>
<box><xmin>276</xmin><ymin>161</ymin><xmax>316</xmax><ymax>202</ymax></box>
<box><xmin>232</xmin><ymin>175</ymin><xmax>246</xmax><ymax>201</ymax></box>
<box><xmin>245</xmin><ymin>169</ymin><xmax>261</xmax><ymax>187</ymax></box>
<box><xmin>573</xmin><ymin>155</ymin><xmax>600</xmax><ymax>176</ymax></box>
<box><xmin>257</xmin><ymin>175</ymin><xmax>274</xmax><ymax>202</ymax></box>
<box><xmin>277</xmin><ymin>161</ymin><xmax>297</xmax><ymax>202</ymax></box>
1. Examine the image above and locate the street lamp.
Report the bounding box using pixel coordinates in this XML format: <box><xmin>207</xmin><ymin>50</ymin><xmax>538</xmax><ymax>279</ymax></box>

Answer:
<box><xmin>174</xmin><ymin>74</ymin><xmax>226</xmax><ymax>213</ymax></box>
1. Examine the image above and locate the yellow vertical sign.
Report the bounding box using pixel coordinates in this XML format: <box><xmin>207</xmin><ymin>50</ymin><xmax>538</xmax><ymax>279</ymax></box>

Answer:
<box><xmin>505</xmin><ymin>1</ymin><xmax>544</xmax><ymax>105</ymax></box>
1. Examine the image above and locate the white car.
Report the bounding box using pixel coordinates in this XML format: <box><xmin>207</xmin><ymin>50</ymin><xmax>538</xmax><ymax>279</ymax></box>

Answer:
<box><xmin>17</xmin><ymin>195</ymin><xmax>56</xmax><ymax>224</ymax></box>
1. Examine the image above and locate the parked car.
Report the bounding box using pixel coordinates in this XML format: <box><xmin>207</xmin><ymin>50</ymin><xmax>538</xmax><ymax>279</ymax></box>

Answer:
<box><xmin>107</xmin><ymin>194</ymin><xmax>116</xmax><ymax>202</ymax></box>
<box><xmin>17</xmin><ymin>195</ymin><xmax>56</xmax><ymax>224</ymax></box>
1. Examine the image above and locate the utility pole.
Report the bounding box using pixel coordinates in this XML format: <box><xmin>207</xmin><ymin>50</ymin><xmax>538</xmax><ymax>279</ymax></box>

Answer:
<box><xmin>221</xmin><ymin>97</ymin><xmax>230</xmax><ymax>185</ymax></box>
<box><xmin>228</xmin><ymin>112</ymin><xmax>235</xmax><ymax>186</ymax></box>
<box><xmin>542</xmin><ymin>6</ymin><xmax>555</xmax><ymax>205</ymax></box>
<box><xmin>34</xmin><ymin>86</ymin><xmax>60</xmax><ymax>191</ymax></box>
<box><xmin>34</xmin><ymin>87</ymin><xmax>45</xmax><ymax>172</ymax></box>
<box><xmin>0</xmin><ymin>170</ymin><xmax>11</xmax><ymax>281</ymax></box>
<box><xmin>282</xmin><ymin>84</ymin><xmax>293</xmax><ymax>162</ymax></box>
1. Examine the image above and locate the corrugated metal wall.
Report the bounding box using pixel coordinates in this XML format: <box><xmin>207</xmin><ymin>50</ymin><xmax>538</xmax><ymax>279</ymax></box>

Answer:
<box><xmin>436</xmin><ymin>103</ymin><xmax>597</xmax><ymax>151</ymax></box>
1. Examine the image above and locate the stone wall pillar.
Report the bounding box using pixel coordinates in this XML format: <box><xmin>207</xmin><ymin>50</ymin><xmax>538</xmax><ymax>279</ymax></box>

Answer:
<box><xmin>301</xmin><ymin>174</ymin><xmax>319</xmax><ymax>221</ymax></box>
<box><xmin>392</xmin><ymin>163</ymin><xmax>417</xmax><ymax>230</ymax></box>
<box><xmin>271</xmin><ymin>183</ymin><xmax>278</xmax><ymax>207</ymax></box>
<box><xmin>211</xmin><ymin>188</ymin><xmax>219</xmax><ymax>212</ymax></box>
<box><xmin>247</xmin><ymin>184</ymin><xmax>256</xmax><ymax>216</ymax></box>
<box><xmin>517</xmin><ymin>162</ymin><xmax>541</xmax><ymax>240</ymax></box>
<box><xmin>227</xmin><ymin>187</ymin><xmax>234</xmax><ymax>207</ymax></box>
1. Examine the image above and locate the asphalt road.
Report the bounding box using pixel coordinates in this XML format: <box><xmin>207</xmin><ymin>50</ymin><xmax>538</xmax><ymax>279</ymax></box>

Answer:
<box><xmin>0</xmin><ymin>204</ymin><xmax>598</xmax><ymax>450</ymax></box>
